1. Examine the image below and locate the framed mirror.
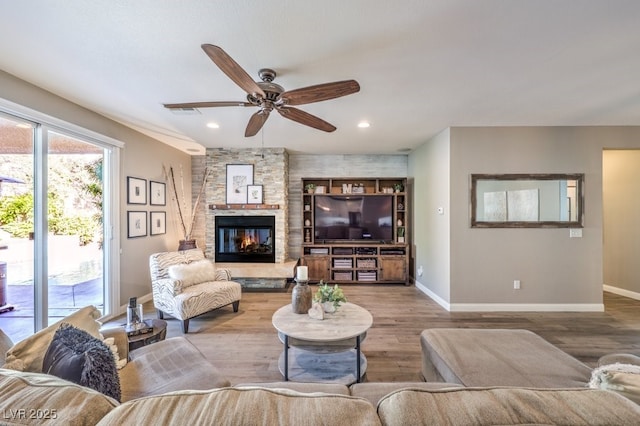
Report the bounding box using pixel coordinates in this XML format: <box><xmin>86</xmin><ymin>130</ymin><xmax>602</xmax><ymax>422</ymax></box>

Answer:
<box><xmin>471</xmin><ymin>173</ymin><xmax>584</xmax><ymax>228</ymax></box>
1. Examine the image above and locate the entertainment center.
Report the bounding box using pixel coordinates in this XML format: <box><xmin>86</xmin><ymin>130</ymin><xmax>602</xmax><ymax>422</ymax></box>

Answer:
<box><xmin>301</xmin><ymin>177</ymin><xmax>409</xmax><ymax>284</ymax></box>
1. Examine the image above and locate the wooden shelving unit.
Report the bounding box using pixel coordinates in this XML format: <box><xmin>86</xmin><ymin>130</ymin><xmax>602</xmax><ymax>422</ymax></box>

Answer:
<box><xmin>301</xmin><ymin>177</ymin><xmax>409</xmax><ymax>284</ymax></box>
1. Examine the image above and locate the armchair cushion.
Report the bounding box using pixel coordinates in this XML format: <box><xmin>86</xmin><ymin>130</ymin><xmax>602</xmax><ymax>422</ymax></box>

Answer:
<box><xmin>168</xmin><ymin>259</ymin><xmax>217</xmax><ymax>288</ymax></box>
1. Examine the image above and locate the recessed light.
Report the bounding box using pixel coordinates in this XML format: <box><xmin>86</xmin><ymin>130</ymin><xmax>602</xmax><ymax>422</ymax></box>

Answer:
<box><xmin>206</xmin><ymin>122</ymin><xmax>220</xmax><ymax>129</ymax></box>
<box><xmin>357</xmin><ymin>121</ymin><xmax>370</xmax><ymax>128</ymax></box>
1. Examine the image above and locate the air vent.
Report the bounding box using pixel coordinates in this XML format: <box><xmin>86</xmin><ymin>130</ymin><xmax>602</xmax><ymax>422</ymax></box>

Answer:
<box><xmin>169</xmin><ymin>107</ymin><xmax>201</xmax><ymax>115</ymax></box>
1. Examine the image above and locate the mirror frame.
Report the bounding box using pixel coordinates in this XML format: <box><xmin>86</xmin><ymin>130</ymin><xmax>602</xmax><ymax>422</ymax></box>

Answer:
<box><xmin>471</xmin><ymin>173</ymin><xmax>584</xmax><ymax>228</ymax></box>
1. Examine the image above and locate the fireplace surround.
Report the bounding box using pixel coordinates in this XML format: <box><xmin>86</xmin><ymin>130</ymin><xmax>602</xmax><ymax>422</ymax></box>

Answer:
<box><xmin>214</xmin><ymin>216</ymin><xmax>275</xmax><ymax>263</ymax></box>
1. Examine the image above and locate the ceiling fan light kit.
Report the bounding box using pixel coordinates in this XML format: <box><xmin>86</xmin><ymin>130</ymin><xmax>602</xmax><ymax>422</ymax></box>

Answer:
<box><xmin>164</xmin><ymin>44</ymin><xmax>360</xmax><ymax>137</ymax></box>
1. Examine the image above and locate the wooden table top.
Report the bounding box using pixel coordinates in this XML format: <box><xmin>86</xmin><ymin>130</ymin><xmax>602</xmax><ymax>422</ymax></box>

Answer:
<box><xmin>272</xmin><ymin>302</ymin><xmax>372</xmax><ymax>343</ymax></box>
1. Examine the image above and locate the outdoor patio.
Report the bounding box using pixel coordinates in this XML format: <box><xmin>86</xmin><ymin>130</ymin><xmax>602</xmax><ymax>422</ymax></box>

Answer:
<box><xmin>0</xmin><ymin>235</ymin><xmax>104</xmax><ymax>342</ymax></box>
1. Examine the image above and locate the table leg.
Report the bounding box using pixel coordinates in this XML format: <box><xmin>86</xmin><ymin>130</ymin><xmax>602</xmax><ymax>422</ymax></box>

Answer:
<box><xmin>283</xmin><ymin>334</ymin><xmax>289</xmax><ymax>381</ymax></box>
<box><xmin>356</xmin><ymin>334</ymin><xmax>361</xmax><ymax>383</ymax></box>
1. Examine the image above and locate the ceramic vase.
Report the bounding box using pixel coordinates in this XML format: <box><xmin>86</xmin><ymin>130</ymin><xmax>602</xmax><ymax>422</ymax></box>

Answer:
<box><xmin>291</xmin><ymin>280</ymin><xmax>312</xmax><ymax>314</ymax></box>
<box><xmin>322</xmin><ymin>301</ymin><xmax>336</xmax><ymax>313</ymax></box>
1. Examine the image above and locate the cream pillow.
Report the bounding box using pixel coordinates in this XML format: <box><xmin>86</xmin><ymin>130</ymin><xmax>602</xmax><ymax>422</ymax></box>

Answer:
<box><xmin>168</xmin><ymin>259</ymin><xmax>217</xmax><ymax>288</ymax></box>
<box><xmin>589</xmin><ymin>363</ymin><xmax>640</xmax><ymax>404</ymax></box>
<box><xmin>3</xmin><ymin>305</ymin><xmax>103</xmax><ymax>373</ymax></box>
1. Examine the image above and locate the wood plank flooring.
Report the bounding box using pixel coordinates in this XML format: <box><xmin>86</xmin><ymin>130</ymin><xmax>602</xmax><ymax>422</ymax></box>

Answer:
<box><xmin>109</xmin><ymin>285</ymin><xmax>640</xmax><ymax>385</ymax></box>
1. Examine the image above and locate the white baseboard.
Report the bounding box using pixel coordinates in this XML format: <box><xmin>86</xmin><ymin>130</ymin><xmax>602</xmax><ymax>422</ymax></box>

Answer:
<box><xmin>603</xmin><ymin>284</ymin><xmax>640</xmax><ymax>301</ymax></box>
<box><xmin>414</xmin><ymin>280</ymin><xmax>604</xmax><ymax>312</ymax></box>
<box><xmin>449</xmin><ymin>303</ymin><xmax>604</xmax><ymax>312</ymax></box>
<box><xmin>414</xmin><ymin>280</ymin><xmax>450</xmax><ymax>311</ymax></box>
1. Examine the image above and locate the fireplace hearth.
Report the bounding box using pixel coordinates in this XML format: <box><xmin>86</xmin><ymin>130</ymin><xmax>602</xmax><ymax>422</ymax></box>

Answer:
<box><xmin>215</xmin><ymin>216</ymin><xmax>275</xmax><ymax>263</ymax></box>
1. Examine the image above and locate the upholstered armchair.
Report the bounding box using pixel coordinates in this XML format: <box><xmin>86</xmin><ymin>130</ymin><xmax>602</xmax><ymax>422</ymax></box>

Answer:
<box><xmin>149</xmin><ymin>249</ymin><xmax>242</xmax><ymax>333</ymax></box>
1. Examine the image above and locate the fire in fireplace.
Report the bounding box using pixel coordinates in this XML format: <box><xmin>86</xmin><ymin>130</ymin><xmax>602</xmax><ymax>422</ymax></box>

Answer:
<box><xmin>215</xmin><ymin>216</ymin><xmax>275</xmax><ymax>263</ymax></box>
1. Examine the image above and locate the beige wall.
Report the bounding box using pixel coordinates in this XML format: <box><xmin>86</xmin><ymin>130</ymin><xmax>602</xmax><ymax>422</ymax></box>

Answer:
<box><xmin>603</xmin><ymin>149</ymin><xmax>640</xmax><ymax>296</ymax></box>
<box><xmin>0</xmin><ymin>70</ymin><xmax>190</xmax><ymax>307</ymax></box>
<box><xmin>410</xmin><ymin>126</ymin><xmax>640</xmax><ymax>310</ymax></box>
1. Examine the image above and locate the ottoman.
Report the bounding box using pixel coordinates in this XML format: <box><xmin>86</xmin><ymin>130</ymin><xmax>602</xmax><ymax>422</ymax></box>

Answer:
<box><xmin>420</xmin><ymin>328</ymin><xmax>592</xmax><ymax>387</ymax></box>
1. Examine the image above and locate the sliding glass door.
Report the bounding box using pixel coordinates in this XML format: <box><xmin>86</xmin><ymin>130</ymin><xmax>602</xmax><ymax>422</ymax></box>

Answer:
<box><xmin>0</xmin><ymin>111</ymin><xmax>118</xmax><ymax>341</ymax></box>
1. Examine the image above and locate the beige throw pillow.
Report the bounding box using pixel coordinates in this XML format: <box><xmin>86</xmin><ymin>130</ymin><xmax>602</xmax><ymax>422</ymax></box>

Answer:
<box><xmin>168</xmin><ymin>259</ymin><xmax>217</xmax><ymax>288</ymax></box>
<box><xmin>3</xmin><ymin>305</ymin><xmax>102</xmax><ymax>372</ymax></box>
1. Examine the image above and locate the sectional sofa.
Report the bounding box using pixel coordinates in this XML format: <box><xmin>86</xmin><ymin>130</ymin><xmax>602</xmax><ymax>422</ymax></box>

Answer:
<box><xmin>1</xmin><ymin>306</ymin><xmax>639</xmax><ymax>425</ymax></box>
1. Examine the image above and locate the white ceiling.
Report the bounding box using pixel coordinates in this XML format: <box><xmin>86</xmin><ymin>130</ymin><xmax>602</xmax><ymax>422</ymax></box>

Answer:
<box><xmin>1</xmin><ymin>1</ymin><xmax>639</xmax><ymax>155</ymax></box>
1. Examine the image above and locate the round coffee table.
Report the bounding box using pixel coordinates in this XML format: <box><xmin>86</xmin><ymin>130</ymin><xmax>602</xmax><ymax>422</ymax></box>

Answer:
<box><xmin>272</xmin><ymin>302</ymin><xmax>373</xmax><ymax>384</ymax></box>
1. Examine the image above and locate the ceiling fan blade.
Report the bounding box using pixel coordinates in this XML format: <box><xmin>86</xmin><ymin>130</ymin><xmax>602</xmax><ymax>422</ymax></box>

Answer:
<box><xmin>201</xmin><ymin>44</ymin><xmax>265</xmax><ymax>98</ymax></box>
<box><xmin>245</xmin><ymin>110</ymin><xmax>270</xmax><ymax>137</ymax></box>
<box><xmin>277</xmin><ymin>107</ymin><xmax>336</xmax><ymax>132</ymax></box>
<box><xmin>163</xmin><ymin>101</ymin><xmax>253</xmax><ymax>109</ymax></box>
<box><xmin>281</xmin><ymin>80</ymin><xmax>360</xmax><ymax>106</ymax></box>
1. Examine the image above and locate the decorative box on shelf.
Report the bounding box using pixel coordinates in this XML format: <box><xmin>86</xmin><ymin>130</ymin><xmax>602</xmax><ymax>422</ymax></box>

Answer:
<box><xmin>333</xmin><ymin>271</ymin><xmax>353</xmax><ymax>281</ymax></box>
<box><xmin>357</xmin><ymin>271</ymin><xmax>377</xmax><ymax>281</ymax></box>
<box><xmin>333</xmin><ymin>259</ymin><xmax>353</xmax><ymax>269</ymax></box>
<box><xmin>357</xmin><ymin>259</ymin><xmax>376</xmax><ymax>268</ymax></box>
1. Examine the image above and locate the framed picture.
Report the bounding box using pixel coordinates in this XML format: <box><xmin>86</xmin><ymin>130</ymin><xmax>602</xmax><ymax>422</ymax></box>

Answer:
<box><xmin>247</xmin><ymin>184</ymin><xmax>263</xmax><ymax>204</ymax></box>
<box><xmin>127</xmin><ymin>211</ymin><xmax>147</xmax><ymax>238</ymax></box>
<box><xmin>127</xmin><ymin>177</ymin><xmax>147</xmax><ymax>205</ymax></box>
<box><xmin>225</xmin><ymin>164</ymin><xmax>253</xmax><ymax>204</ymax></box>
<box><xmin>150</xmin><ymin>211</ymin><xmax>166</xmax><ymax>235</ymax></box>
<box><xmin>149</xmin><ymin>181</ymin><xmax>166</xmax><ymax>206</ymax></box>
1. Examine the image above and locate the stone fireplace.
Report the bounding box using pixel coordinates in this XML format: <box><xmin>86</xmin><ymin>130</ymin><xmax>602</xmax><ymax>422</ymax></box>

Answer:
<box><xmin>214</xmin><ymin>215</ymin><xmax>275</xmax><ymax>263</ymax></box>
<box><xmin>195</xmin><ymin>148</ymin><xmax>293</xmax><ymax>287</ymax></box>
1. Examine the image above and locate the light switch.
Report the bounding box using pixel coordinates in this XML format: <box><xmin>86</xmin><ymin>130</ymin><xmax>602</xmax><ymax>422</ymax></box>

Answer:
<box><xmin>569</xmin><ymin>228</ymin><xmax>583</xmax><ymax>238</ymax></box>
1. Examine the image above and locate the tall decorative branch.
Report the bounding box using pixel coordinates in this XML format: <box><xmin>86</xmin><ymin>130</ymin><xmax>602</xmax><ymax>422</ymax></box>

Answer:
<box><xmin>163</xmin><ymin>164</ymin><xmax>211</xmax><ymax>241</ymax></box>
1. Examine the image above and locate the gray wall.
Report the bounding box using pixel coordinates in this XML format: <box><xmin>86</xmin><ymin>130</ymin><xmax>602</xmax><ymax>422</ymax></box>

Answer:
<box><xmin>0</xmin><ymin>70</ymin><xmax>191</xmax><ymax>307</ymax></box>
<box><xmin>410</xmin><ymin>126</ymin><xmax>640</xmax><ymax>310</ymax></box>
<box><xmin>407</xmin><ymin>128</ymin><xmax>451</xmax><ymax>305</ymax></box>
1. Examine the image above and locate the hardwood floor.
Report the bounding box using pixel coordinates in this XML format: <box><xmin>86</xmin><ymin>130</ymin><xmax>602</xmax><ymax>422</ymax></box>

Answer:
<box><xmin>112</xmin><ymin>285</ymin><xmax>640</xmax><ymax>385</ymax></box>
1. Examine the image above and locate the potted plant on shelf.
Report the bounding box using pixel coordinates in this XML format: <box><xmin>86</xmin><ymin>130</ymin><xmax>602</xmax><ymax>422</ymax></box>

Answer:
<box><xmin>305</xmin><ymin>183</ymin><xmax>316</xmax><ymax>194</ymax></box>
<box><xmin>164</xmin><ymin>165</ymin><xmax>212</xmax><ymax>250</ymax></box>
<box><xmin>397</xmin><ymin>226</ymin><xmax>405</xmax><ymax>243</ymax></box>
<box><xmin>313</xmin><ymin>281</ymin><xmax>347</xmax><ymax>313</ymax></box>
<box><xmin>393</xmin><ymin>183</ymin><xmax>404</xmax><ymax>193</ymax></box>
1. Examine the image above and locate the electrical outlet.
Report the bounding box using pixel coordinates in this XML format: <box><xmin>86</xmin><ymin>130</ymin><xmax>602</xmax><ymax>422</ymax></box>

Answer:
<box><xmin>513</xmin><ymin>280</ymin><xmax>521</xmax><ymax>290</ymax></box>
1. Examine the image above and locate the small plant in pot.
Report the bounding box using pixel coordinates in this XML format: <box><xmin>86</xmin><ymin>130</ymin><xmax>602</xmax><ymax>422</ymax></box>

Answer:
<box><xmin>313</xmin><ymin>281</ymin><xmax>347</xmax><ymax>313</ymax></box>
<box><xmin>305</xmin><ymin>183</ymin><xmax>316</xmax><ymax>194</ymax></box>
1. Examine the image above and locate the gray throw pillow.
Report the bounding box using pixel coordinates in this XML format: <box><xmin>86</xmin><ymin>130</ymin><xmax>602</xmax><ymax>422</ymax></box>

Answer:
<box><xmin>42</xmin><ymin>323</ymin><xmax>121</xmax><ymax>401</ymax></box>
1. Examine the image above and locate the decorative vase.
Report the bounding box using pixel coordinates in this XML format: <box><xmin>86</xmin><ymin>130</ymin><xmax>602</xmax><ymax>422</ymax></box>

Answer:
<box><xmin>178</xmin><ymin>239</ymin><xmax>197</xmax><ymax>251</ymax></box>
<box><xmin>291</xmin><ymin>280</ymin><xmax>312</xmax><ymax>314</ymax></box>
<box><xmin>322</xmin><ymin>301</ymin><xmax>336</xmax><ymax>313</ymax></box>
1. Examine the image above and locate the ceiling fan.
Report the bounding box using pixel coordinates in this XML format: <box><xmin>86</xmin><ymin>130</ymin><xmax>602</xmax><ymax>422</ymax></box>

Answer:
<box><xmin>164</xmin><ymin>44</ymin><xmax>360</xmax><ymax>137</ymax></box>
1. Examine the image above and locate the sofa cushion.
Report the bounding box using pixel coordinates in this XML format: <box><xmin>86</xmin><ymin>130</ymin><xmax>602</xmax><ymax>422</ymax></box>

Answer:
<box><xmin>0</xmin><ymin>368</ymin><xmax>118</xmax><ymax>426</ymax></box>
<box><xmin>420</xmin><ymin>328</ymin><xmax>592</xmax><ymax>387</ymax></box>
<box><xmin>235</xmin><ymin>381</ymin><xmax>351</xmax><ymax>396</ymax></box>
<box><xmin>168</xmin><ymin>259</ymin><xmax>217</xmax><ymax>288</ymax></box>
<box><xmin>350</xmin><ymin>381</ymin><xmax>463</xmax><ymax>406</ymax></box>
<box><xmin>3</xmin><ymin>305</ymin><xmax>103</xmax><ymax>372</ymax></box>
<box><xmin>376</xmin><ymin>387</ymin><xmax>640</xmax><ymax>426</ymax></box>
<box><xmin>42</xmin><ymin>323</ymin><xmax>121</xmax><ymax>401</ymax></box>
<box><xmin>96</xmin><ymin>387</ymin><xmax>381</xmax><ymax>426</ymax></box>
<box><xmin>118</xmin><ymin>336</ymin><xmax>230</xmax><ymax>402</ymax></box>
<box><xmin>589</xmin><ymin>363</ymin><xmax>640</xmax><ymax>404</ymax></box>
<box><xmin>0</xmin><ymin>328</ymin><xmax>13</xmax><ymax>365</ymax></box>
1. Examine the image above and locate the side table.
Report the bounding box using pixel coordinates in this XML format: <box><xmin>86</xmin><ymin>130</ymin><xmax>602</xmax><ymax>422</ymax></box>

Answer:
<box><xmin>127</xmin><ymin>319</ymin><xmax>167</xmax><ymax>351</ymax></box>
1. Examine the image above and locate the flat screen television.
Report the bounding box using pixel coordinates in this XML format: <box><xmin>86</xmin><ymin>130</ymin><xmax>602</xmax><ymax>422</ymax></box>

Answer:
<box><xmin>314</xmin><ymin>195</ymin><xmax>393</xmax><ymax>242</ymax></box>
